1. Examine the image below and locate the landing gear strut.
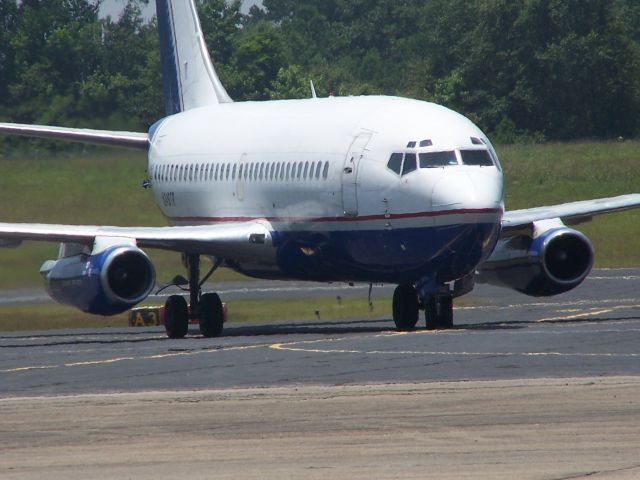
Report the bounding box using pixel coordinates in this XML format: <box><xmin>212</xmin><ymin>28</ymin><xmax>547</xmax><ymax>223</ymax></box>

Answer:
<box><xmin>424</xmin><ymin>294</ymin><xmax>453</xmax><ymax>329</ymax></box>
<box><xmin>163</xmin><ymin>254</ymin><xmax>225</xmax><ymax>338</ymax></box>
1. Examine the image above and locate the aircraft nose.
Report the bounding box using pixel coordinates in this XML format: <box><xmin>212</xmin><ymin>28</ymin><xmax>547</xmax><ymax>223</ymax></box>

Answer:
<box><xmin>432</xmin><ymin>171</ymin><xmax>502</xmax><ymax>210</ymax></box>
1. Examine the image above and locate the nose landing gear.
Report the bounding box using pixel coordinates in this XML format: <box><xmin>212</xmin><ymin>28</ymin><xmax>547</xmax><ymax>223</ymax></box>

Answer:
<box><xmin>162</xmin><ymin>254</ymin><xmax>225</xmax><ymax>338</ymax></box>
<box><xmin>392</xmin><ymin>284</ymin><xmax>419</xmax><ymax>330</ymax></box>
<box><xmin>392</xmin><ymin>284</ymin><xmax>454</xmax><ymax>331</ymax></box>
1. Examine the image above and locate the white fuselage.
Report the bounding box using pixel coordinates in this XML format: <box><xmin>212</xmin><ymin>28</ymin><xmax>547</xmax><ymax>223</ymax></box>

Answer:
<box><xmin>147</xmin><ymin>96</ymin><xmax>504</xmax><ymax>284</ymax></box>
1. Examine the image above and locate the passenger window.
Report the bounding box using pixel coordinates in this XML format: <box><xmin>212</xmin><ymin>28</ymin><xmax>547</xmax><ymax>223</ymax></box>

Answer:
<box><xmin>297</xmin><ymin>162</ymin><xmax>303</xmax><ymax>179</ymax></box>
<box><xmin>402</xmin><ymin>153</ymin><xmax>417</xmax><ymax>175</ymax></box>
<box><xmin>303</xmin><ymin>162</ymin><xmax>309</xmax><ymax>179</ymax></box>
<box><xmin>232</xmin><ymin>164</ymin><xmax>237</xmax><ymax>180</ymax></box>
<box><xmin>315</xmin><ymin>162</ymin><xmax>322</xmax><ymax>179</ymax></box>
<box><xmin>259</xmin><ymin>163</ymin><xmax>264</xmax><ymax>180</ymax></box>
<box><xmin>460</xmin><ymin>149</ymin><xmax>494</xmax><ymax>166</ymax></box>
<box><xmin>226</xmin><ymin>163</ymin><xmax>230</xmax><ymax>180</ymax></box>
<box><xmin>286</xmin><ymin>163</ymin><xmax>291</xmax><ymax>180</ymax></box>
<box><xmin>419</xmin><ymin>151</ymin><xmax>457</xmax><ymax>168</ymax></box>
<box><xmin>322</xmin><ymin>161</ymin><xmax>329</xmax><ymax>179</ymax></box>
<box><xmin>387</xmin><ymin>153</ymin><xmax>403</xmax><ymax>175</ymax></box>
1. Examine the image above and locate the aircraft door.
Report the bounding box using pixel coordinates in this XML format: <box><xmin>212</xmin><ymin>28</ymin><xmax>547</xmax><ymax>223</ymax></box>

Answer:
<box><xmin>341</xmin><ymin>132</ymin><xmax>372</xmax><ymax>216</ymax></box>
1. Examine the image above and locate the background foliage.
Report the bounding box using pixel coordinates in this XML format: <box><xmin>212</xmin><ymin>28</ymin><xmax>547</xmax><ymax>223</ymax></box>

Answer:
<box><xmin>1</xmin><ymin>0</ymin><xmax>639</xmax><ymax>150</ymax></box>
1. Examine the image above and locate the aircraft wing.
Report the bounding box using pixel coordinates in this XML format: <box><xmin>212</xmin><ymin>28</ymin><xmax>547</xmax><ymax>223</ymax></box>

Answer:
<box><xmin>0</xmin><ymin>222</ymin><xmax>273</xmax><ymax>259</ymax></box>
<box><xmin>0</xmin><ymin>122</ymin><xmax>148</xmax><ymax>149</ymax></box>
<box><xmin>502</xmin><ymin>194</ymin><xmax>640</xmax><ymax>232</ymax></box>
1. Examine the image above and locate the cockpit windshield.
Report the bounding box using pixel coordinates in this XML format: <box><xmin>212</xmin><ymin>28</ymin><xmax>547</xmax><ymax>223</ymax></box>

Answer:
<box><xmin>419</xmin><ymin>151</ymin><xmax>457</xmax><ymax>168</ymax></box>
<box><xmin>460</xmin><ymin>149</ymin><xmax>494</xmax><ymax>166</ymax></box>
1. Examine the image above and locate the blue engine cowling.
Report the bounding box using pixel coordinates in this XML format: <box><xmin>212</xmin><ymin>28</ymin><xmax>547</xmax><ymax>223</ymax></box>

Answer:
<box><xmin>478</xmin><ymin>226</ymin><xmax>594</xmax><ymax>296</ymax></box>
<box><xmin>41</xmin><ymin>245</ymin><xmax>156</xmax><ymax>315</ymax></box>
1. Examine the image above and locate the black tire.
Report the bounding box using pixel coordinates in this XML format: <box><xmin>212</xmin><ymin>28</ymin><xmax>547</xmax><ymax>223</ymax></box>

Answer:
<box><xmin>424</xmin><ymin>296</ymin><xmax>438</xmax><ymax>330</ymax></box>
<box><xmin>199</xmin><ymin>292</ymin><xmax>224</xmax><ymax>338</ymax></box>
<box><xmin>392</xmin><ymin>284</ymin><xmax>419</xmax><ymax>331</ymax></box>
<box><xmin>425</xmin><ymin>294</ymin><xmax>453</xmax><ymax>329</ymax></box>
<box><xmin>164</xmin><ymin>295</ymin><xmax>189</xmax><ymax>338</ymax></box>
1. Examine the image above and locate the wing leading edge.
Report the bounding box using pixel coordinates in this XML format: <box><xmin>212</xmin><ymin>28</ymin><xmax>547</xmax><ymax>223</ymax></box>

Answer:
<box><xmin>502</xmin><ymin>194</ymin><xmax>640</xmax><ymax>233</ymax></box>
<box><xmin>0</xmin><ymin>122</ymin><xmax>148</xmax><ymax>149</ymax></box>
<box><xmin>0</xmin><ymin>222</ymin><xmax>274</xmax><ymax>260</ymax></box>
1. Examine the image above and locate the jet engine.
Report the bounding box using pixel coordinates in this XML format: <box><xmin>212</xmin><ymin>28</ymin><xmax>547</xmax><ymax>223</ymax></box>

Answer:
<box><xmin>478</xmin><ymin>224</ymin><xmax>593</xmax><ymax>296</ymax></box>
<box><xmin>41</xmin><ymin>242</ymin><xmax>155</xmax><ymax>315</ymax></box>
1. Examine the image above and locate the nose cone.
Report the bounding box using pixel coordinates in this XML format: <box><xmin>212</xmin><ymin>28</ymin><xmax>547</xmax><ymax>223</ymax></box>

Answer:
<box><xmin>432</xmin><ymin>171</ymin><xmax>503</xmax><ymax>210</ymax></box>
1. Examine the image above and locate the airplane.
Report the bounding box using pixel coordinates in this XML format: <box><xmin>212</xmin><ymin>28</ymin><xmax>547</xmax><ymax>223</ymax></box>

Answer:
<box><xmin>1</xmin><ymin>0</ymin><xmax>639</xmax><ymax>338</ymax></box>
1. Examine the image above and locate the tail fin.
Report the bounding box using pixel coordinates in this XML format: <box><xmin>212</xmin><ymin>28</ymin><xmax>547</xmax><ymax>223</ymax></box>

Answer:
<box><xmin>156</xmin><ymin>0</ymin><xmax>232</xmax><ymax>115</ymax></box>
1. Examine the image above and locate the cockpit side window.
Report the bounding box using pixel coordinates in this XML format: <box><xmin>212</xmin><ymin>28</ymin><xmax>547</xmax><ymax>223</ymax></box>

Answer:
<box><xmin>460</xmin><ymin>149</ymin><xmax>494</xmax><ymax>166</ymax></box>
<box><xmin>387</xmin><ymin>153</ymin><xmax>403</xmax><ymax>175</ymax></box>
<box><xmin>402</xmin><ymin>153</ymin><xmax>417</xmax><ymax>175</ymax></box>
<box><xmin>419</xmin><ymin>151</ymin><xmax>457</xmax><ymax>168</ymax></box>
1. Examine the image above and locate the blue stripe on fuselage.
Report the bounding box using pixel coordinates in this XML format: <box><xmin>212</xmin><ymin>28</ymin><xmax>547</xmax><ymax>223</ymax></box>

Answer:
<box><xmin>233</xmin><ymin>223</ymin><xmax>501</xmax><ymax>284</ymax></box>
<box><xmin>156</xmin><ymin>0</ymin><xmax>182</xmax><ymax>115</ymax></box>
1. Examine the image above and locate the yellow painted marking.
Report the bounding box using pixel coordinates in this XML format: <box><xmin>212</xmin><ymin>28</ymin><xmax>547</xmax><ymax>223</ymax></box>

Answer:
<box><xmin>537</xmin><ymin>308</ymin><xmax>613</xmax><ymax>323</ymax></box>
<box><xmin>3</xmin><ymin>365</ymin><xmax>57</xmax><ymax>373</ymax></box>
<box><xmin>270</xmin><ymin>341</ymin><xmax>640</xmax><ymax>358</ymax></box>
<box><xmin>5</xmin><ymin>302</ymin><xmax>640</xmax><ymax>373</ymax></box>
<box><xmin>1</xmin><ymin>343</ymin><xmax>265</xmax><ymax>373</ymax></box>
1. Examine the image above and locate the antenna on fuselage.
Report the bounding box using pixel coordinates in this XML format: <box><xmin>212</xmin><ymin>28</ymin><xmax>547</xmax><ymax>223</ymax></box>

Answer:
<box><xmin>309</xmin><ymin>80</ymin><xmax>317</xmax><ymax>99</ymax></box>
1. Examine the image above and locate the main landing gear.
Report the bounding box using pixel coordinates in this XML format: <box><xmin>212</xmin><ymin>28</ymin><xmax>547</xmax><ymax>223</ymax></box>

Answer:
<box><xmin>163</xmin><ymin>254</ymin><xmax>225</xmax><ymax>339</ymax></box>
<box><xmin>392</xmin><ymin>284</ymin><xmax>454</xmax><ymax>331</ymax></box>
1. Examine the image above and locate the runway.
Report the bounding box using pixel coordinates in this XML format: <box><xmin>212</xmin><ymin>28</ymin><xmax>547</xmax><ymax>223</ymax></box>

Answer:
<box><xmin>1</xmin><ymin>269</ymin><xmax>640</xmax><ymax>395</ymax></box>
<box><xmin>1</xmin><ymin>269</ymin><xmax>640</xmax><ymax>478</ymax></box>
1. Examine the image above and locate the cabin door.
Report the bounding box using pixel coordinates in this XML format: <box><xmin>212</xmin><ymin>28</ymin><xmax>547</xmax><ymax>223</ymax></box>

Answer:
<box><xmin>341</xmin><ymin>132</ymin><xmax>372</xmax><ymax>216</ymax></box>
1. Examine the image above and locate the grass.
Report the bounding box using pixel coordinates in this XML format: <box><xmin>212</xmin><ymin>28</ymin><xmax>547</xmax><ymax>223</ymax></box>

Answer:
<box><xmin>498</xmin><ymin>140</ymin><xmax>640</xmax><ymax>266</ymax></box>
<box><xmin>0</xmin><ymin>297</ymin><xmax>391</xmax><ymax>332</ymax></box>
<box><xmin>0</xmin><ymin>295</ymin><xmax>489</xmax><ymax>332</ymax></box>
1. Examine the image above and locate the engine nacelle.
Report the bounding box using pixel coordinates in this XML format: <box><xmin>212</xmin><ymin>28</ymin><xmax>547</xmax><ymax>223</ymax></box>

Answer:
<box><xmin>478</xmin><ymin>225</ymin><xmax>593</xmax><ymax>297</ymax></box>
<box><xmin>41</xmin><ymin>243</ymin><xmax>155</xmax><ymax>315</ymax></box>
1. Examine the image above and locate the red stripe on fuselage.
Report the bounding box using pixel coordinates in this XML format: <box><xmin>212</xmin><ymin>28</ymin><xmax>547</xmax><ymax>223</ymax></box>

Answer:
<box><xmin>167</xmin><ymin>208</ymin><xmax>503</xmax><ymax>224</ymax></box>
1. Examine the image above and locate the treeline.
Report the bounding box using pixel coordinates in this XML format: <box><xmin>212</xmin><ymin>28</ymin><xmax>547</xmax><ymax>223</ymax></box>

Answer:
<box><xmin>1</xmin><ymin>0</ymin><xmax>639</xmax><ymax>151</ymax></box>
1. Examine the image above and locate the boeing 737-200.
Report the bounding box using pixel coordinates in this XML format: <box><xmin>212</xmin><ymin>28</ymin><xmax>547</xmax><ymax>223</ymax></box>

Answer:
<box><xmin>1</xmin><ymin>0</ymin><xmax>639</xmax><ymax>338</ymax></box>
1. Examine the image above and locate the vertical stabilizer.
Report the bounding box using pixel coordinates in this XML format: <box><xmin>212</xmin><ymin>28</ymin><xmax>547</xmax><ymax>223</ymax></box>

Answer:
<box><xmin>156</xmin><ymin>0</ymin><xmax>232</xmax><ymax>115</ymax></box>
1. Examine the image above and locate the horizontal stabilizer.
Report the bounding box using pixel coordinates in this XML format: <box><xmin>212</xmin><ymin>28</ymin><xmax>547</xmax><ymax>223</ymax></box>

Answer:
<box><xmin>0</xmin><ymin>122</ymin><xmax>148</xmax><ymax>150</ymax></box>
